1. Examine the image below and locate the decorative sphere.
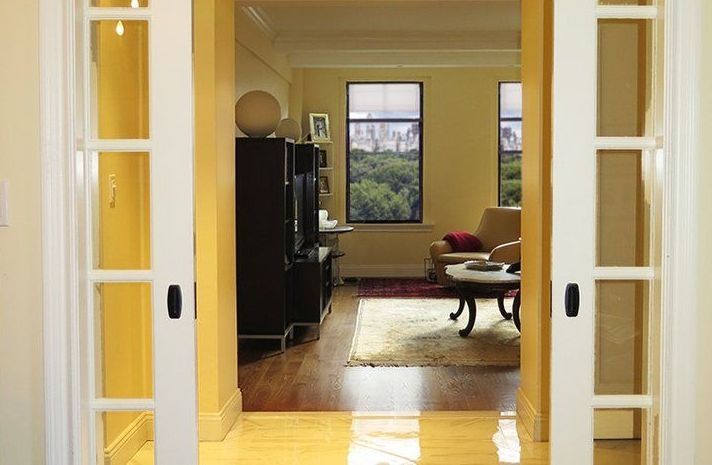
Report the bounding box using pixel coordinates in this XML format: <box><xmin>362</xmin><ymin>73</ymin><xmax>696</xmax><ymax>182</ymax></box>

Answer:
<box><xmin>234</xmin><ymin>91</ymin><xmax>282</xmax><ymax>137</ymax></box>
<box><xmin>275</xmin><ymin>118</ymin><xmax>301</xmax><ymax>141</ymax></box>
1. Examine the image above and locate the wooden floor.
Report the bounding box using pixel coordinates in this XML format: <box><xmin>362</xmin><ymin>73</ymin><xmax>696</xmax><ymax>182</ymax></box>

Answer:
<box><xmin>238</xmin><ymin>284</ymin><xmax>520</xmax><ymax>412</ymax></box>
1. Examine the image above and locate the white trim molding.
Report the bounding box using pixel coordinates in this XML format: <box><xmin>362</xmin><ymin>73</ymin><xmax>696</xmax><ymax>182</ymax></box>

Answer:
<box><xmin>660</xmin><ymin>0</ymin><xmax>702</xmax><ymax>464</ymax></box>
<box><xmin>40</xmin><ymin>0</ymin><xmax>79</xmax><ymax>465</ymax></box>
<box><xmin>516</xmin><ymin>388</ymin><xmax>548</xmax><ymax>442</ymax></box>
<box><xmin>340</xmin><ymin>264</ymin><xmax>424</xmax><ymax>278</ymax></box>
<box><xmin>104</xmin><ymin>412</ymin><xmax>153</xmax><ymax>465</ymax></box>
<box><xmin>199</xmin><ymin>389</ymin><xmax>243</xmax><ymax>441</ymax></box>
<box><xmin>288</xmin><ymin>50</ymin><xmax>521</xmax><ymax>69</ymax></box>
<box><xmin>347</xmin><ymin>223</ymin><xmax>435</xmax><ymax>233</ymax></box>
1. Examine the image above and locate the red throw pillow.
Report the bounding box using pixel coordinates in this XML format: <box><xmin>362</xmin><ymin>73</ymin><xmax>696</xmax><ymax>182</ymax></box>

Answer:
<box><xmin>442</xmin><ymin>231</ymin><xmax>483</xmax><ymax>252</ymax></box>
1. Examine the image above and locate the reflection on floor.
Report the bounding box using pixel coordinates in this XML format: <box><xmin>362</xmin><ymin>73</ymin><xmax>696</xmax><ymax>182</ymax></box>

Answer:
<box><xmin>128</xmin><ymin>411</ymin><xmax>645</xmax><ymax>465</ymax></box>
<box><xmin>130</xmin><ymin>411</ymin><xmax>549</xmax><ymax>465</ymax></box>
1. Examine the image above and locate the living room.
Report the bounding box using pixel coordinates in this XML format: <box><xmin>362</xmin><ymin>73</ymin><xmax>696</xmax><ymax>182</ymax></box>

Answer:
<box><xmin>232</xmin><ymin>1</ymin><xmax>539</xmax><ymax>419</ymax></box>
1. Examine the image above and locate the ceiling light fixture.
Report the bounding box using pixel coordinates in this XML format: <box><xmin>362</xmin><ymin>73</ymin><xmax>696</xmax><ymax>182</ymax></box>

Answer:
<box><xmin>130</xmin><ymin>0</ymin><xmax>139</xmax><ymax>7</ymax></box>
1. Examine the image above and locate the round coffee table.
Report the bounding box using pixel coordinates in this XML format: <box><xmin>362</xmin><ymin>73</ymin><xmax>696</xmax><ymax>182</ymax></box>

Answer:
<box><xmin>445</xmin><ymin>263</ymin><xmax>521</xmax><ymax>337</ymax></box>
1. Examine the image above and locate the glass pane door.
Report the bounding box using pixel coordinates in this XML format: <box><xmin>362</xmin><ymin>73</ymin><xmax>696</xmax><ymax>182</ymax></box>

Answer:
<box><xmin>551</xmin><ymin>2</ymin><xmax>663</xmax><ymax>464</ymax></box>
<box><xmin>78</xmin><ymin>1</ymin><xmax>197</xmax><ymax>464</ymax></box>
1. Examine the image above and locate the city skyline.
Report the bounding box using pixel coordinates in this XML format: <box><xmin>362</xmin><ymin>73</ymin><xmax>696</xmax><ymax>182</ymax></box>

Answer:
<box><xmin>350</xmin><ymin>118</ymin><xmax>420</xmax><ymax>154</ymax></box>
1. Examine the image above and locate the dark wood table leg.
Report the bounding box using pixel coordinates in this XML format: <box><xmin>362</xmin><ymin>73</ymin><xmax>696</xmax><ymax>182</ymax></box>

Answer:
<box><xmin>450</xmin><ymin>293</ymin><xmax>466</xmax><ymax>320</ymax></box>
<box><xmin>497</xmin><ymin>294</ymin><xmax>513</xmax><ymax>320</ymax></box>
<box><xmin>459</xmin><ymin>294</ymin><xmax>478</xmax><ymax>338</ymax></box>
<box><xmin>512</xmin><ymin>289</ymin><xmax>521</xmax><ymax>332</ymax></box>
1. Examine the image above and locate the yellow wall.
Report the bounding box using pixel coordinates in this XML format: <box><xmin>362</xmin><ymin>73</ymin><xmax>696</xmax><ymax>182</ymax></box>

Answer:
<box><xmin>695</xmin><ymin>3</ymin><xmax>712</xmax><ymax>464</ymax></box>
<box><xmin>235</xmin><ymin>7</ymin><xmax>293</xmax><ymax>131</ymax></box>
<box><xmin>298</xmin><ymin>66</ymin><xmax>520</xmax><ymax>274</ymax></box>
<box><xmin>518</xmin><ymin>0</ymin><xmax>552</xmax><ymax>441</ymax></box>
<box><xmin>0</xmin><ymin>1</ymin><xmax>45</xmax><ymax>463</ymax></box>
<box><xmin>195</xmin><ymin>0</ymin><xmax>240</xmax><ymax>441</ymax></box>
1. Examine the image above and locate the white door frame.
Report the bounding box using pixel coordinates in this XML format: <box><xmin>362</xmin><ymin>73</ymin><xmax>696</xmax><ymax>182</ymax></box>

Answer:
<box><xmin>40</xmin><ymin>0</ymin><xmax>199</xmax><ymax>464</ymax></box>
<box><xmin>38</xmin><ymin>0</ymin><xmax>703</xmax><ymax>464</ymax></box>
<box><xmin>659</xmin><ymin>0</ymin><xmax>703</xmax><ymax>463</ymax></box>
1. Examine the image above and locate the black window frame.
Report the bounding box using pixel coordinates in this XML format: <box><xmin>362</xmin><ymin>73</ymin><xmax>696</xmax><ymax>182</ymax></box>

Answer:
<box><xmin>497</xmin><ymin>81</ymin><xmax>523</xmax><ymax>207</ymax></box>
<box><xmin>346</xmin><ymin>81</ymin><xmax>424</xmax><ymax>224</ymax></box>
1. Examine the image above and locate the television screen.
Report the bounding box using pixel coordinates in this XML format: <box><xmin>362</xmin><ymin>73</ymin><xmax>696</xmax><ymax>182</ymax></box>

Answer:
<box><xmin>294</xmin><ymin>174</ymin><xmax>305</xmax><ymax>251</ymax></box>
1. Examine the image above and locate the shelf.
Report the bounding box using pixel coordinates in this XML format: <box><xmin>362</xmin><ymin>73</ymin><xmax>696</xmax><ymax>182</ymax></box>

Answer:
<box><xmin>319</xmin><ymin>167</ymin><xmax>333</xmax><ymax>171</ymax></box>
<box><xmin>319</xmin><ymin>193</ymin><xmax>333</xmax><ymax>197</ymax></box>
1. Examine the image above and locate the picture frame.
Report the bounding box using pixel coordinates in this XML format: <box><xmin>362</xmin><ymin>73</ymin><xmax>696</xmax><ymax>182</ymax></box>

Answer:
<box><xmin>309</xmin><ymin>113</ymin><xmax>331</xmax><ymax>142</ymax></box>
<box><xmin>319</xmin><ymin>176</ymin><xmax>330</xmax><ymax>194</ymax></box>
<box><xmin>319</xmin><ymin>149</ymin><xmax>328</xmax><ymax>168</ymax></box>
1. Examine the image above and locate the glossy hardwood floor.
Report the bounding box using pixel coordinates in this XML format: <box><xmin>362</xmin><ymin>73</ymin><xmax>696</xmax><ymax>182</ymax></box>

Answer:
<box><xmin>130</xmin><ymin>411</ymin><xmax>642</xmax><ymax>465</ymax></box>
<box><xmin>238</xmin><ymin>284</ymin><xmax>521</xmax><ymax>412</ymax></box>
<box><xmin>131</xmin><ymin>411</ymin><xmax>550</xmax><ymax>465</ymax></box>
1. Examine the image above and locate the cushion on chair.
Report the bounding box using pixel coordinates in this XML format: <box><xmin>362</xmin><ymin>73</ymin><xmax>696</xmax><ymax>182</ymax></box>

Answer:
<box><xmin>442</xmin><ymin>231</ymin><xmax>483</xmax><ymax>252</ymax></box>
<box><xmin>437</xmin><ymin>251</ymin><xmax>491</xmax><ymax>264</ymax></box>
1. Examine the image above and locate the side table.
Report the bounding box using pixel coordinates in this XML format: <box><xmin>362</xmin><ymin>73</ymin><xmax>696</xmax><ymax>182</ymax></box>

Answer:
<box><xmin>318</xmin><ymin>225</ymin><xmax>354</xmax><ymax>286</ymax></box>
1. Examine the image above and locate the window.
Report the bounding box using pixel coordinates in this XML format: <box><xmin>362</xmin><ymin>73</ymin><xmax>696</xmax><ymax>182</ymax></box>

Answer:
<box><xmin>346</xmin><ymin>82</ymin><xmax>423</xmax><ymax>223</ymax></box>
<box><xmin>498</xmin><ymin>82</ymin><xmax>523</xmax><ymax>207</ymax></box>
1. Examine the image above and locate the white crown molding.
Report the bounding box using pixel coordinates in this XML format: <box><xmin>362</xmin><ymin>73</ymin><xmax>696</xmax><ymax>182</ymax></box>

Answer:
<box><xmin>288</xmin><ymin>50</ymin><xmax>521</xmax><ymax>68</ymax></box>
<box><xmin>340</xmin><ymin>264</ymin><xmax>424</xmax><ymax>278</ymax></box>
<box><xmin>237</xmin><ymin>0</ymin><xmax>519</xmax><ymax>6</ymax></box>
<box><xmin>241</xmin><ymin>6</ymin><xmax>277</xmax><ymax>40</ymax></box>
<box><xmin>274</xmin><ymin>30</ymin><xmax>521</xmax><ymax>53</ymax></box>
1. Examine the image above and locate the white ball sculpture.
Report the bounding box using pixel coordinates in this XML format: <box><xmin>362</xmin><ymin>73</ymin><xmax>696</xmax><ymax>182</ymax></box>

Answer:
<box><xmin>234</xmin><ymin>90</ymin><xmax>282</xmax><ymax>137</ymax></box>
<box><xmin>275</xmin><ymin>118</ymin><xmax>302</xmax><ymax>141</ymax></box>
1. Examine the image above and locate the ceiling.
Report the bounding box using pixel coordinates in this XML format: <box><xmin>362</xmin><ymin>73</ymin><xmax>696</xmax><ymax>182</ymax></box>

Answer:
<box><xmin>236</xmin><ymin>0</ymin><xmax>521</xmax><ymax>68</ymax></box>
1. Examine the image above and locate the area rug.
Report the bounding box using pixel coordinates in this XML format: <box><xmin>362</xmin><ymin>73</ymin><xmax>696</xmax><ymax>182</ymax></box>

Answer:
<box><xmin>357</xmin><ymin>278</ymin><xmax>458</xmax><ymax>298</ymax></box>
<box><xmin>348</xmin><ymin>298</ymin><xmax>520</xmax><ymax>367</ymax></box>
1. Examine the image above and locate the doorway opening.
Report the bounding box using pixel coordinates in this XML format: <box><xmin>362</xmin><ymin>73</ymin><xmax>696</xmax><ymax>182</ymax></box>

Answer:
<box><xmin>234</xmin><ymin>2</ymin><xmax>525</xmax><ymax>415</ymax></box>
<box><xmin>44</xmin><ymin>0</ymin><xmax>684</xmax><ymax>464</ymax></box>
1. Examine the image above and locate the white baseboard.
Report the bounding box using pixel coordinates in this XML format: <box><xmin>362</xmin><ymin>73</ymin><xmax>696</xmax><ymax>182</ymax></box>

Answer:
<box><xmin>199</xmin><ymin>388</ymin><xmax>242</xmax><ymax>441</ymax></box>
<box><xmin>104</xmin><ymin>412</ymin><xmax>153</xmax><ymax>465</ymax></box>
<box><xmin>340</xmin><ymin>264</ymin><xmax>424</xmax><ymax>278</ymax></box>
<box><xmin>516</xmin><ymin>387</ymin><xmax>549</xmax><ymax>442</ymax></box>
<box><xmin>102</xmin><ymin>389</ymin><xmax>242</xmax><ymax>463</ymax></box>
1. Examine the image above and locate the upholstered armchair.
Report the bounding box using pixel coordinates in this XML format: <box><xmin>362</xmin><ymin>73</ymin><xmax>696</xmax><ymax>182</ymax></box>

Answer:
<box><xmin>430</xmin><ymin>207</ymin><xmax>521</xmax><ymax>286</ymax></box>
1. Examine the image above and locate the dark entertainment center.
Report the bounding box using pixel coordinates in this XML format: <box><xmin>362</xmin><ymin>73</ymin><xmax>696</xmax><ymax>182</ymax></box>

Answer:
<box><xmin>235</xmin><ymin>137</ymin><xmax>333</xmax><ymax>352</ymax></box>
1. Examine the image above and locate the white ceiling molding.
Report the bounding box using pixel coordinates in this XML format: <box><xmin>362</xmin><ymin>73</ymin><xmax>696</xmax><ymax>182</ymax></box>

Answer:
<box><xmin>237</xmin><ymin>0</ymin><xmax>522</xmax><ymax>68</ymax></box>
<box><xmin>238</xmin><ymin>0</ymin><xmax>519</xmax><ymax>6</ymax></box>
<box><xmin>274</xmin><ymin>30</ymin><xmax>521</xmax><ymax>53</ymax></box>
<box><xmin>287</xmin><ymin>50</ymin><xmax>521</xmax><ymax>68</ymax></box>
<box><xmin>241</xmin><ymin>6</ymin><xmax>277</xmax><ymax>39</ymax></box>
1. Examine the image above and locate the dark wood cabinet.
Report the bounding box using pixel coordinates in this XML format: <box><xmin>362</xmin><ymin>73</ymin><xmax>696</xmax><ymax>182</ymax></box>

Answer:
<box><xmin>235</xmin><ymin>139</ymin><xmax>329</xmax><ymax>353</ymax></box>
<box><xmin>293</xmin><ymin>247</ymin><xmax>333</xmax><ymax>338</ymax></box>
<box><xmin>236</xmin><ymin>137</ymin><xmax>296</xmax><ymax>352</ymax></box>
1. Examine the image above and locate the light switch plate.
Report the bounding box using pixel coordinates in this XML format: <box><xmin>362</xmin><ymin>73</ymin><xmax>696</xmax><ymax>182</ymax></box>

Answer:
<box><xmin>0</xmin><ymin>180</ymin><xmax>8</xmax><ymax>227</ymax></box>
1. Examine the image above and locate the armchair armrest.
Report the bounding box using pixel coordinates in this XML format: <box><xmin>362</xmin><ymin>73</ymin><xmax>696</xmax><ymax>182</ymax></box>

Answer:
<box><xmin>429</xmin><ymin>240</ymin><xmax>454</xmax><ymax>262</ymax></box>
<box><xmin>489</xmin><ymin>240</ymin><xmax>521</xmax><ymax>264</ymax></box>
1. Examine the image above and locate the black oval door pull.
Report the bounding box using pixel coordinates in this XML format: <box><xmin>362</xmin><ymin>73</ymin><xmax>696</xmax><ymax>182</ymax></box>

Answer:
<box><xmin>167</xmin><ymin>284</ymin><xmax>183</xmax><ymax>319</ymax></box>
<box><xmin>565</xmin><ymin>283</ymin><xmax>580</xmax><ymax>317</ymax></box>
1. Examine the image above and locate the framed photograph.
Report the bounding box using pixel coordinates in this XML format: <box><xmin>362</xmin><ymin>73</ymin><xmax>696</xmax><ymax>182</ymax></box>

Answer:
<box><xmin>319</xmin><ymin>149</ymin><xmax>328</xmax><ymax>168</ymax></box>
<box><xmin>309</xmin><ymin>113</ymin><xmax>331</xmax><ymax>142</ymax></box>
<box><xmin>319</xmin><ymin>176</ymin><xmax>330</xmax><ymax>194</ymax></box>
